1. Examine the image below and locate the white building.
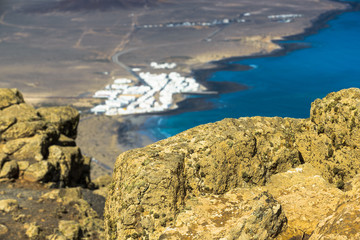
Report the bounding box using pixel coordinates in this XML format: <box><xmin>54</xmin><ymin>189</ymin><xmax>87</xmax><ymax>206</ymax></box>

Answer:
<box><xmin>90</xmin><ymin>105</ymin><xmax>108</xmax><ymax>115</ymax></box>
<box><xmin>114</xmin><ymin>78</ymin><xmax>132</xmax><ymax>84</ymax></box>
<box><xmin>150</xmin><ymin>62</ymin><xmax>177</xmax><ymax>69</ymax></box>
<box><xmin>91</xmin><ymin>65</ymin><xmax>204</xmax><ymax>115</ymax></box>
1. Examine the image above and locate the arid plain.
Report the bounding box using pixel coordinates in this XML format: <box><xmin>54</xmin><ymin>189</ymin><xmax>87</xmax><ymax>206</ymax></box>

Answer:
<box><xmin>0</xmin><ymin>0</ymin><xmax>347</xmax><ymax>177</ymax></box>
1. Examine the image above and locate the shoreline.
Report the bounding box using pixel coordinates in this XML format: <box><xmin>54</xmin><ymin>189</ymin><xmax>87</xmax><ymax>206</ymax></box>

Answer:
<box><xmin>133</xmin><ymin>0</ymin><xmax>354</xmax><ymax>120</ymax></box>
<box><xmin>135</xmin><ymin>0</ymin><xmax>355</xmax><ymax>142</ymax></box>
<box><xmin>191</xmin><ymin>3</ymin><xmax>354</xmax><ymax>87</ymax></box>
<box><xmin>79</xmin><ymin>0</ymin><xmax>355</xmax><ymax>177</ymax></box>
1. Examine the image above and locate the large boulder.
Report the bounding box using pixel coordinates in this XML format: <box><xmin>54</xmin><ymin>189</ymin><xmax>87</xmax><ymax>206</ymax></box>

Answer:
<box><xmin>24</xmin><ymin>222</ymin><xmax>41</xmax><ymax>239</ymax></box>
<box><xmin>104</xmin><ymin>117</ymin><xmax>305</xmax><ymax>239</ymax></box>
<box><xmin>0</xmin><ymin>88</ymin><xmax>90</xmax><ymax>187</ymax></box>
<box><xmin>58</xmin><ymin>220</ymin><xmax>81</xmax><ymax>240</ymax></box>
<box><xmin>1</xmin><ymin>103</ymin><xmax>41</xmax><ymax>122</ymax></box>
<box><xmin>3</xmin><ymin>134</ymin><xmax>50</xmax><ymax>161</ymax></box>
<box><xmin>297</xmin><ymin>88</ymin><xmax>360</xmax><ymax>187</ymax></box>
<box><xmin>0</xmin><ymin>160</ymin><xmax>19</xmax><ymax>179</ymax></box>
<box><xmin>309</xmin><ymin>198</ymin><xmax>360</xmax><ymax>239</ymax></box>
<box><xmin>1</xmin><ymin>121</ymin><xmax>47</xmax><ymax>140</ymax></box>
<box><xmin>0</xmin><ymin>115</ymin><xmax>16</xmax><ymax>134</ymax></box>
<box><xmin>48</xmin><ymin>145</ymin><xmax>90</xmax><ymax>186</ymax></box>
<box><xmin>37</xmin><ymin>106</ymin><xmax>80</xmax><ymax>139</ymax></box>
<box><xmin>0</xmin><ymin>88</ymin><xmax>24</xmax><ymax>110</ymax></box>
<box><xmin>0</xmin><ymin>199</ymin><xmax>19</xmax><ymax>213</ymax></box>
<box><xmin>105</xmin><ymin>88</ymin><xmax>360</xmax><ymax>239</ymax></box>
<box><xmin>23</xmin><ymin>161</ymin><xmax>55</xmax><ymax>182</ymax></box>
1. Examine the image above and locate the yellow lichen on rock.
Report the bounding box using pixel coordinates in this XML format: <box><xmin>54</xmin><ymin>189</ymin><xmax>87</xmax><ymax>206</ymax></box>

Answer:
<box><xmin>105</xmin><ymin>88</ymin><xmax>360</xmax><ymax>239</ymax></box>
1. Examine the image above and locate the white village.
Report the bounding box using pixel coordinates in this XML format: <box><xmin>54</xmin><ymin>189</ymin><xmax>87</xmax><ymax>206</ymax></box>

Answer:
<box><xmin>90</xmin><ymin>62</ymin><xmax>204</xmax><ymax>115</ymax></box>
<box><xmin>89</xmin><ymin>12</ymin><xmax>304</xmax><ymax>116</ymax></box>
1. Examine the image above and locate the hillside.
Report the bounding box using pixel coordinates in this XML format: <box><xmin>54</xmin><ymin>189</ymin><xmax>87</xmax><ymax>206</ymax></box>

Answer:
<box><xmin>26</xmin><ymin>0</ymin><xmax>163</xmax><ymax>12</ymax></box>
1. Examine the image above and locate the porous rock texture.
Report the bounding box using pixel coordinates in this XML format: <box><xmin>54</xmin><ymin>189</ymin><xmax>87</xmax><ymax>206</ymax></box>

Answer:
<box><xmin>0</xmin><ymin>89</ymin><xmax>107</xmax><ymax>239</ymax></box>
<box><xmin>0</xmin><ymin>181</ymin><xmax>106</xmax><ymax>239</ymax></box>
<box><xmin>105</xmin><ymin>88</ymin><xmax>360</xmax><ymax>239</ymax></box>
<box><xmin>0</xmin><ymin>88</ymin><xmax>90</xmax><ymax>187</ymax></box>
<box><xmin>309</xmin><ymin>174</ymin><xmax>360</xmax><ymax>240</ymax></box>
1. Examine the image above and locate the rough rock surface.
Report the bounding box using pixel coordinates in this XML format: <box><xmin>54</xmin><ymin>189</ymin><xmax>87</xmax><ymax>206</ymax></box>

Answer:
<box><xmin>0</xmin><ymin>199</ymin><xmax>19</xmax><ymax>213</ymax></box>
<box><xmin>298</xmin><ymin>89</ymin><xmax>360</xmax><ymax>188</ymax></box>
<box><xmin>0</xmin><ymin>224</ymin><xmax>8</xmax><ymax>235</ymax></box>
<box><xmin>0</xmin><ymin>88</ymin><xmax>106</xmax><ymax>239</ymax></box>
<box><xmin>58</xmin><ymin>220</ymin><xmax>81</xmax><ymax>240</ymax></box>
<box><xmin>0</xmin><ymin>180</ymin><xmax>105</xmax><ymax>240</ymax></box>
<box><xmin>24</xmin><ymin>222</ymin><xmax>40</xmax><ymax>239</ymax></box>
<box><xmin>266</xmin><ymin>163</ymin><xmax>343</xmax><ymax>239</ymax></box>
<box><xmin>159</xmin><ymin>190</ymin><xmax>287</xmax><ymax>240</ymax></box>
<box><xmin>0</xmin><ymin>89</ymin><xmax>24</xmax><ymax>110</ymax></box>
<box><xmin>92</xmin><ymin>174</ymin><xmax>113</xmax><ymax>198</ymax></box>
<box><xmin>105</xmin><ymin>88</ymin><xmax>360</xmax><ymax>239</ymax></box>
<box><xmin>309</xmin><ymin>174</ymin><xmax>360</xmax><ymax>240</ymax></box>
<box><xmin>37</xmin><ymin>106</ymin><xmax>80</xmax><ymax>139</ymax></box>
<box><xmin>0</xmin><ymin>88</ymin><xmax>89</xmax><ymax>187</ymax></box>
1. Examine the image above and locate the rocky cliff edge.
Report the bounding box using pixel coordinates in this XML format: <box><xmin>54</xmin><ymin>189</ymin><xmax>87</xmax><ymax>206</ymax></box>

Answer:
<box><xmin>0</xmin><ymin>88</ymin><xmax>108</xmax><ymax>239</ymax></box>
<box><xmin>0</xmin><ymin>88</ymin><xmax>89</xmax><ymax>187</ymax></box>
<box><xmin>105</xmin><ymin>88</ymin><xmax>360</xmax><ymax>239</ymax></box>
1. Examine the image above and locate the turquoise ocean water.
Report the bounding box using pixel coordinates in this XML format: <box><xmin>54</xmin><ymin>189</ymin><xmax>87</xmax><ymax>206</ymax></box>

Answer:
<box><xmin>144</xmin><ymin>0</ymin><xmax>360</xmax><ymax>140</ymax></box>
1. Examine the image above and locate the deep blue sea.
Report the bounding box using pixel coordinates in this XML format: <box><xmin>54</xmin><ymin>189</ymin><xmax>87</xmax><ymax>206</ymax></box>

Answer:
<box><xmin>145</xmin><ymin>0</ymin><xmax>360</xmax><ymax>141</ymax></box>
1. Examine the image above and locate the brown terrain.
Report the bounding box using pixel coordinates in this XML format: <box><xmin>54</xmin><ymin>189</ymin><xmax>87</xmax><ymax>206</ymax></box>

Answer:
<box><xmin>0</xmin><ymin>0</ymin><xmax>348</xmax><ymax>176</ymax></box>
<box><xmin>77</xmin><ymin>114</ymin><xmax>153</xmax><ymax>178</ymax></box>
<box><xmin>0</xmin><ymin>0</ymin><xmax>346</xmax><ymax>105</ymax></box>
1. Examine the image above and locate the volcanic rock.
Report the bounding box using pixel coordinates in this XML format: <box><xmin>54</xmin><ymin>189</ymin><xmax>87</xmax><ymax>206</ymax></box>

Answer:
<box><xmin>23</xmin><ymin>161</ymin><xmax>55</xmax><ymax>182</ymax></box>
<box><xmin>0</xmin><ymin>181</ymin><xmax>105</xmax><ymax>240</ymax></box>
<box><xmin>0</xmin><ymin>224</ymin><xmax>9</xmax><ymax>235</ymax></box>
<box><xmin>309</xmin><ymin>174</ymin><xmax>360</xmax><ymax>239</ymax></box>
<box><xmin>0</xmin><ymin>89</ymin><xmax>24</xmax><ymax>110</ymax></box>
<box><xmin>0</xmin><ymin>88</ymin><xmax>89</xmax><ymax>187</ymax></box>
<box><xmin>0</xmin><ymin>199</ymin><xmax>19</xmax><ymax>213</ymax></box>
<box><xmin>58</xmin><ymin>220</ymin><xmax>81</xmax><ymax>240</ymax></box>
<box><xmin>37</xmin><ymin>106</ymin><xmax>80</xmax><ymax>139</ymax></box>
<box><xmin>24</xmin><ymin>222</ymin><xmax>41</xmax><ymax>239</ymax></box>
<box><xmin>105</xmin><ymin>88</ymin><xmax>360</xmax><ymax>239</ymax></box>
<box><xmin>0</xmin><ymin>88</ymin><xmax>105</xmax><ymax>240</ymax></box>
<box><xmin>0</xmin><ymin>160</ymin><xmax>19</xmax><ymax>179</ymax></box>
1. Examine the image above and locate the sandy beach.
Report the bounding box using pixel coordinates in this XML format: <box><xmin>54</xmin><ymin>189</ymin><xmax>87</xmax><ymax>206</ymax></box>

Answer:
<box><xmin>0</xmin><ymin>0</ymin><xmax>350</xmax><ymax>177</ymax></box>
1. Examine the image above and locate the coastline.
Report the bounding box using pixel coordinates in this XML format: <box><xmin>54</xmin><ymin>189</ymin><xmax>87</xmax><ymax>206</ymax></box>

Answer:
<box><xmin>62</xmin><ymin>0</ymin><xmax>356</xmax><ymax>178</ymax></box>
<box><xmin>137</xmin><ymin>0</ymin><xmax>355</xmax><ymax>143</ymax></box>
<box><xmin>191</xmin><ymin>2</ymin><xmax>354</xmax><ymax>87</ymax></box>
<box><xmin>137</xmin><ymin>0</ymin><xmax>353</xmax><ymax>120</ymax></box>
